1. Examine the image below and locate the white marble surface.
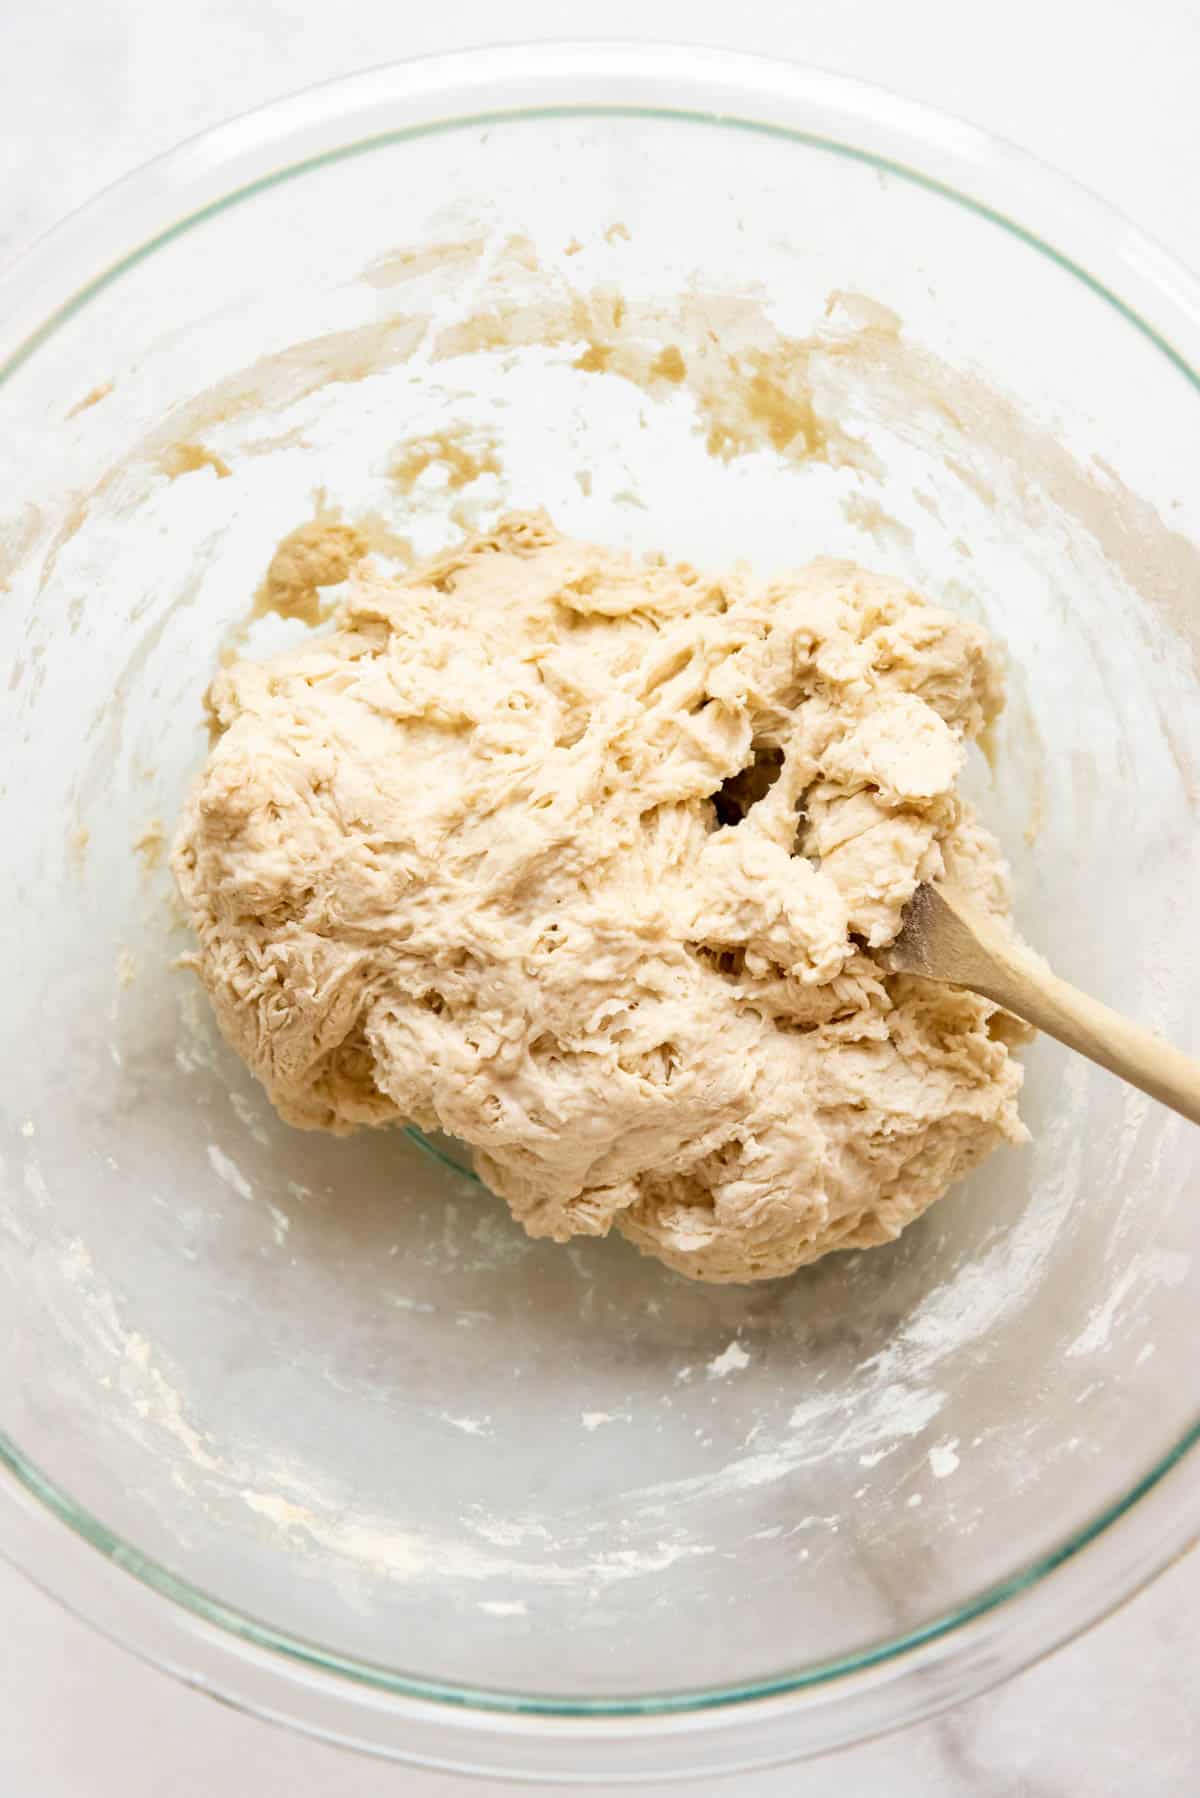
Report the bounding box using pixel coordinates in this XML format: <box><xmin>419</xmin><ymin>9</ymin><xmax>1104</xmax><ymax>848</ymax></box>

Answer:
<box><xmin>2</xmin><ymin>1</ymin><xmax>1198</xmax><ymax>1792</ymax></box>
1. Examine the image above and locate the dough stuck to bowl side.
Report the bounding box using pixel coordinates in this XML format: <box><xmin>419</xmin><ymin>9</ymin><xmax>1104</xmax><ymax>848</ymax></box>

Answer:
<box><xmin>173</xmin><ymin>512</ymin><xmax>1027</xmax><ymax>1281</ymax></box>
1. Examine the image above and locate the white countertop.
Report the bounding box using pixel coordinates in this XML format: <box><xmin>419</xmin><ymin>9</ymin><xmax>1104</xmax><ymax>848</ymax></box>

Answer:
<box><xmin>2</xmin><ymin>2</ymin><xmax>1198</xmax><ymax>1792</ymax></box>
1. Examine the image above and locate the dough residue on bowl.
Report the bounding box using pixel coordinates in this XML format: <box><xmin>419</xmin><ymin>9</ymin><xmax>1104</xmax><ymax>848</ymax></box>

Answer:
<box><xmin>173</xmin><ymin>512</ymin><xmax>1027</xmax><ymax>1281</ymax></box>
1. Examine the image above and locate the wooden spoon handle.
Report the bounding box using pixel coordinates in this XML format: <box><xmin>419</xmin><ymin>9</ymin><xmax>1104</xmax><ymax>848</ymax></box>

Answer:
<box><xmin>895</xmin><ymin>885</ymin><xmax>1200</xmax><ymax>1127</ymax></box>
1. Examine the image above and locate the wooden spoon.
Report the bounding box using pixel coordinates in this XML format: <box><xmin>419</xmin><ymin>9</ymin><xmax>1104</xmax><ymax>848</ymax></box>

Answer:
<box><xmin>884</xmin><ymin>883</ymin><xmax>1200</xmax><ymax>1126</ymax></box>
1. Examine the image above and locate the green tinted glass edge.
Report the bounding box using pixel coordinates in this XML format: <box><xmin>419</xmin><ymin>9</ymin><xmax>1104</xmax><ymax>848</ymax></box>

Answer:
<box><xmin>3</xmin><ymin>1419</ymin><xmax>1199</xmax><ymax>1716</ymax></box>
<box><xmin>2</xmin><ymin>107</ymin><xmax>1198</xmax><ymax>396</ymax></box>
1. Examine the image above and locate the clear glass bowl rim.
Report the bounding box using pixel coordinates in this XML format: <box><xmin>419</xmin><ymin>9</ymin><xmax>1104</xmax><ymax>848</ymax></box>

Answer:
<box><xmin>2</xmin><ymin>38</ymin><xmax>1198</xmax><ymax>1779</ymax></box>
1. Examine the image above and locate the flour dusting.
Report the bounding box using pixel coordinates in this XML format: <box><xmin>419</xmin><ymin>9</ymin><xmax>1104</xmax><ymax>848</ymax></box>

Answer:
<box><xmin>206</xmin><ymin>1143</ymin><xmax>254</xmax><ymax>1201</ymax></box>
<box><xmin>929</xmin><ymin>1439</ymin><xmax>961</xmax><ymax>1479</ymax></box>
<box><xmin>707</xmin><ymin>1340</ymin><xmax>751</xmax><ymax>1379</ymax></box>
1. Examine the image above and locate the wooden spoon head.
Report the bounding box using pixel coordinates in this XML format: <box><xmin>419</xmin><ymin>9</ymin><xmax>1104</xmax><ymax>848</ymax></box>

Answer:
<box><xmin>880</xmin><ymin>882</ymin><xmax>1000</xmax><ymax>989</ymax></box>
<box><xmin>879</xmin><ymin>882</ymin><xmax>944</xmax><ymax>979</ymax></box>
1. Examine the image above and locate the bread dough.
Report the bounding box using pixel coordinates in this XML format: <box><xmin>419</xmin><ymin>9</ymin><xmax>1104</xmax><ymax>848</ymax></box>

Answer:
<box><xmin>174</xmin><ymin>513</ymin><xmax>1027</xmax><ymax>1282</ymax></box>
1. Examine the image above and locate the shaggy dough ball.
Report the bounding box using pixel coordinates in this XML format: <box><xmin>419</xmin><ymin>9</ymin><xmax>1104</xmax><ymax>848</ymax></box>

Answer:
<box><xmin>174</xmin><ymin>513</ymin><xmax>1027</xmax><ymax>1282</ymax></box>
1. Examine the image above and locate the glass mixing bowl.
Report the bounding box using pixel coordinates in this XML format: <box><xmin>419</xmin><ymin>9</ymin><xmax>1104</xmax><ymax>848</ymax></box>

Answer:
<box><xmin>1</xmin><ymin>42</ymin><xmax>1199</xmax><ymax>1784</ymax></box>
